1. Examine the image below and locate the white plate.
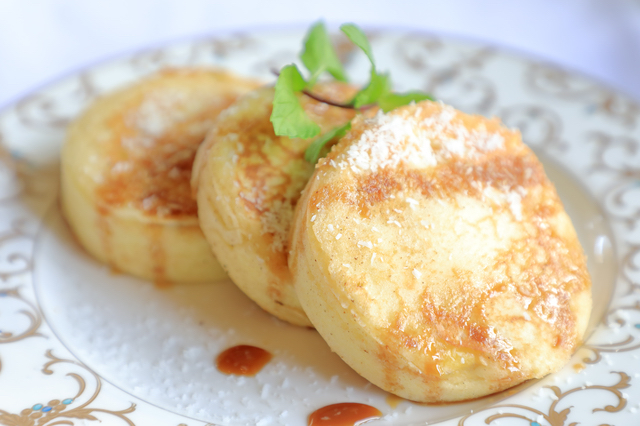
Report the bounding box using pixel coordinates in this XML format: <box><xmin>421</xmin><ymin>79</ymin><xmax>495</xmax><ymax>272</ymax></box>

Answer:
<box><xmin>1</xmin><ymin>29</ymin><xmax>639</xmax><ymax>426</ymax></box>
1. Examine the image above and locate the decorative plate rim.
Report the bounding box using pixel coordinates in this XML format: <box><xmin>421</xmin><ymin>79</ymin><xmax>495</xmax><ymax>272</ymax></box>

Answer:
<box><xmin>1</xmin><ymin>27</ymin><xmax>639</xmax><ymax>426</ymax></box>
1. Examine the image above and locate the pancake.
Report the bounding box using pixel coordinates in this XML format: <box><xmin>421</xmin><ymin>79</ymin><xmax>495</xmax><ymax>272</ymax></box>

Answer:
<box><xmin>289</xmin><ymin>101</ymin><xmax>592</xmax><ymax>402</ymax></box>
<box><xmin>192</xmin><ymin>83</ymin><xmax>357</xmax><ymax>326</ymax></box>
<box><xmin>61</xmin><ymin>68</ymin><xmax>261</xmax><ymax>283</ymax></box>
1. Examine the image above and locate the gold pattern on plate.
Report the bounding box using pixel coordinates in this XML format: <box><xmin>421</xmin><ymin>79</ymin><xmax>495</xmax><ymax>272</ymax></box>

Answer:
<box><xmin>0</xmin><ymin>287</ymin><xmax>45</xmax><ymax>374</ymax></box>
<box><xmin>0</xmin><ymin>287</ymin><xmax>43</xmax><ymax>343</ymax></box>
<box><xmin>0</xmin><ymin>219</ymin><xmax>34</xmax><ymax>282</ymax></box>
<box><xmin>14</xmin><ymin>71</ymin><xmax>99</xmax><ymax>130</ymax></box>
<box><xmin>457</xmin><ymin>372</ymin><xmax>631</xmax><ymax>426</ymax></box>
<box><xmin>583</xmin><ymin>301</ymin><xmax>640</xmax><ymax>363</ymax></box>
<box><xmin>395</xmin><ymin>34</ymin><xmax>497</xmax><ymax>114</ymax></box>
<box><xmin>0</xmin><ymin>350</ymin><xmax>136</xmax><ymax>426</ymax></box>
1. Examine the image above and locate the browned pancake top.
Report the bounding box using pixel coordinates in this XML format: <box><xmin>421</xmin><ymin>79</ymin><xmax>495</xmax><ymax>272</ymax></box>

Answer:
<box><xmin>96</xmin><ymin>69</ymin><xmax>255</xmax><ymax>218</ymax></box>
<box><xmin>305</xmin><ymin>101</ymin><xmax>590</xmax><ymax>387</ymax></box>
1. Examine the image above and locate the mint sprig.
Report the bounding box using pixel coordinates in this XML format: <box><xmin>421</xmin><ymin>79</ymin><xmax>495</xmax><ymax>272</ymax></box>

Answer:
<box><xmin>269</xmin><ymin>21</ymin><xmax>435</xmax><ymax>163</ymax></box>
<box><xmin>301</xmin><ymin>22</ymin><xmax>348</xmax><ymax>84</ymax></box>
<box><xmin>378</xmin><ymin>91</ymin><xmax>435</xmax><ymax>112</ymax></box>
<box><xmin>353</xmin><ymin>71</ymin><xmax>390</xmax><ymax>108</ymax></box>
<box><xmin>270</xmin><ymin>64</ymin><xmax>320</xmax><ymax>139</ymax></box>
<box><xmin>270</xmin><ymin>21</ymin><xmax>344</xmax><ymax>140</ymax></box>
<box><xmin>342</xmin><ymin>23</ymin><xmax>433</xmax><ymax>111</ymax></box>
<box><xmin>304</xmin><ymin>122</ymin><xmax>352</xmax><ymax>164</ymax></box>
<box><xmin>340</xmin><ymin>24</ymin><xmax>375</xmax><ymax>66</ymax></box>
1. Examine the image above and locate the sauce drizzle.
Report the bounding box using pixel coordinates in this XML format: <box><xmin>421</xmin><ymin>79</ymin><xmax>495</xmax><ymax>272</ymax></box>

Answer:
<box><xmin>308</xmin><ymin>403</ymin><xmax>382</xmax><ymax>426</ymax></box>
<box><xmin>385</xmin><ymin>393</ymin><xmax>404</xmax><ymax>409</ymax></box>
<box><xmin>215</xmin><ymin>345</ymin><xmax>272</xmax><ymax>376</ymax></box>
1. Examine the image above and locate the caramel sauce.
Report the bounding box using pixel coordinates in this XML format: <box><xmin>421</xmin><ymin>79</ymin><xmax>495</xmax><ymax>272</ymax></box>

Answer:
<box><xmin>572</xmin><ymin>362</ymin><xmax>586</xmax><ymax>372</ymax></box>
<box><xmin>97</xmin><ymin>119</ymin><xmax>203</xmax><ymax>218</ymax></box>
<box><xmin>96</xmin><ymin>75</ymin><xmax>241</xmax><ymax>218</ymax></box>
<box><xmin>148</xmin><ymin>224</ymin><xmax>166</xmax><ymax>284</ymax></box>
<box><xmin>108</xmin><ymin>267</ymin><xmax>123</xmax><ymax>276</ymax></box>
<box><xmin>308</xmin><ymin>403</ymin><xmax>382</xmax><ymax>426</ymax></box>
<box><xmin>215</xmin><ymin>345</ymin><xmax>272</xmax><ymax>376</ymax></box>
<box><xmin>385</xmin><ymin>393</ymin><xmax>405</xmax><ymax>409</ymax></box>
<box><xmin>95</xmin><ymin>205</ymin><xmax>113</xmax><ymax>266</ymax></box>
<box><xmin>153</xmin><ymin>280</ymin><xmax>173</xmax><ymax>289</ymax></box>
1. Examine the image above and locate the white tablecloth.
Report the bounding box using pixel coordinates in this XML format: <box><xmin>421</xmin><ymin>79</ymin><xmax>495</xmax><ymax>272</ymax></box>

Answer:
<box><xmin>1</xmin><ymin>0</ymin><xmax>639</xmax><ymax>107</ymax></box>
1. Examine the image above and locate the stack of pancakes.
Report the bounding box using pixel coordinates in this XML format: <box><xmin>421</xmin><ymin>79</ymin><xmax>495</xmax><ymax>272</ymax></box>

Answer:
<box><xmin>62</xmin><ymin>69</ymin><xmax>591</xmax><ymax>403</ymax></box>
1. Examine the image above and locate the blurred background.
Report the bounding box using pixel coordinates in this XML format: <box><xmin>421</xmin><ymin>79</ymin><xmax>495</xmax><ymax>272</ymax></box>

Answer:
<box><xmin>0</xmin><ymin>0</ymin><xmax>639</xmax><ymax>107</ymax></box>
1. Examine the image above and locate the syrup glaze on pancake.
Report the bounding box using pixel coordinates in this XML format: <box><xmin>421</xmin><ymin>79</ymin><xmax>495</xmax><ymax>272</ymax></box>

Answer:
<box><xmin>192</xmin><ymin>83</ymin><xmax>357</xmax><ymax>326</ymax></box>
<box><xmin>290</xmin><ymin>101</ymin><xmax>591</xmax><ymax>401</ymax></box>
<box><xmin>61</xmin><ymin>68</ymin><xmax>261</xmax><ymax>282</ymax></box>
<box><xmin>96</xmin><ymin>69</ymin><xmax>246</xmax><ymax>218</ymax></box>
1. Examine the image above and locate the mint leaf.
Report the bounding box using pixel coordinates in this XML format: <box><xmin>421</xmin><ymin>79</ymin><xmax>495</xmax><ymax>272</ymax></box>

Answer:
<box><xmin>304</xmin><ymin>121</ymin><xmax>352</xmax><ymax>164</ymax></box>
<box><xmin>341</xmin><ymin>23</ymin><xmax>435</xmax><ymax>111</ymax></box>
<box><xmin>341</xmin><ymin>24</ymin><xmax>391</xmax><ymax>108</ymax></box>
<box><xmin>270</xmin><ymin>64</ymin><xmax>321</xmax><ymax>139</ymax></box>
<box><xmin>353</xmin><ymin>70</ymin><xmax>391</xmax><ymax>108</ymax></box>
<box><xmin>340</xmin><ymin>24</ymin><xmax>375</xmax><ymax>68</ymax></box>
<box><xmin>301</xmin><ymin>21</ymin><xmax>348</xmax><ymax>84</ymax></box>
<box><xmin>378</xmin><ymin>91</ymin><xmax>435</xmax><ymax>112</ymax></box>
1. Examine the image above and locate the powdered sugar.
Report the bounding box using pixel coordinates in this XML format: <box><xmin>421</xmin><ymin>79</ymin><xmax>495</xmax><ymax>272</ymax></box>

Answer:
<box><xmin>505</xmin><ymin>191</ymin><xmax>523</xmax><ymax>221</ymax></box>
<box><xmin>126</xmin><ymin>89</ymin><xmax>189</xmax><ymax>137</ymax></box>
<box><xmin>482</xmin><ymin>186</ymin><xmax>528</xmax><ymax>221</ymax></box>
<box><xmin>260</xmin><ymin>199</ymin><xmax>294</xmax><ymax>252</ymax></box>
<box><xmin>333</xmin><ymin>104</ymin><xmax>506</xmax><ymax>174</ymax></box>
<box><xmin>357</xmin><ymin>241</ymin><xmax>373</xmax><ymax>249</ymax></box>
<box><xmin>337</xmin><ymin>112</ymin><xmax>437</xmax><ymax>173</ymax></box>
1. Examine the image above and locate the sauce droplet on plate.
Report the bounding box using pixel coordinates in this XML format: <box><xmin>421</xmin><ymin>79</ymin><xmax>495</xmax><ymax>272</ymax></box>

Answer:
<box><xmin>308</xmin><ymin>403</ymin><xmax>382</xmax><ymax>426</ymax></box>
<box><xmin>153</xmin><ymin>279</ymin><xmax>173</xmax><ymax>289</ymax></box>
<box><xmin>385</xmin><ymin>393</ymin><xmax>405</xmax><ymax>409</ymax></box>
<box><xmin>216</xmin><ymin>345</ymin><xmax>272</xmax><ymax>376</ymax></box>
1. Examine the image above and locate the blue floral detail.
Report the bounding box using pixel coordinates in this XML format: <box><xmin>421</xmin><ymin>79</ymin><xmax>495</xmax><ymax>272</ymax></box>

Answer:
<box><xmin>0</xmin><ymin>292</ymin><xmax>7</xmax><ymax>297</ymax></box>
<box><xmin>62</xmin><ymin>398</ymin><xmax>73</xmax><ymax>405</ymax></box>
<box><xmin>531</xmin><ymin>422</ymin><xmax>541</xmax><ymax>426</ymax></box>
<box><xmin>10</xmin><ymin>150</ymin><xmax>24</xmax><ymax>160</ymax></box>
<box><xmin>42</xmin><ymin>406</ymin><xmax>52</xmax><ymax>413</ymax></box>
<box><xmin>32</xmin><ymin>404</ymin><xmax>43</xmax><ymax>411</ymax></box>
<box><xmin>635</xmin><ymin>324</ymin><xmax>640</xmax><ymax>329</ymax></box>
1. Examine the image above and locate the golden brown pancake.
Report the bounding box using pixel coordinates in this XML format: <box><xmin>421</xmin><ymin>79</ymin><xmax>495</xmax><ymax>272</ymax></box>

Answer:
<box><xmin>289</xmin><ymin>101</ymin><xmax>592</xmax><ymax>402</ymax></box>
<box><xmin>192</xmin><ymin>83</ymin><xmax>357</xmax><ymax>326</ymax></box>
<box><xmin>61</xmin><ymin>68</ymin><xmax>261</xmax><ymax>283</ymax></box>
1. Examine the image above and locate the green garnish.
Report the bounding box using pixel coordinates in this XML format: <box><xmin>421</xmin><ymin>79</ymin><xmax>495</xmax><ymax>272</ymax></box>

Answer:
<box><xmin>269</xmin><ymin>21</ymin><xmax>435</xmax><ymax>163</ymax></box>
<box><xmin>270</xmin><ymin>64</ymin><xmax>321</xmax><ymax>139</ymax></box>
<box><xmin>339</xmin><ymin>24</ymin><xmax>375</xmax><ymax>67</ymax></box>
<box><xmin>341</xmin><ymin>23</ymin><xmax>390</xmax><ymax>108</ymax></box>
<box><xmin>342</xmin><ymin>24</ymin><xmax>433</xmax><ymax>111</ymax></box>
<box><xmin>353</xmin><ymin>71</ymin><xmax>391</xmax><ymax>108</ymax></box>
<box><xmin>378</xmin><ymin>91</ymin><xmax>435</xmax><ymax>112</ymax></box>
<box><xmin>304</xmin><ymin>122</ymin><xmax>352</xmax><ymax>164</ymax></box>
<box><xmin>271</xmin><ymin>21</ymin><xmax>345</xmax><ymax>140</ymax></box>
<box><xmin>301</xmin><ymin>22</ymin><xmax>348</xmax><ymax>84</ymax></box>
